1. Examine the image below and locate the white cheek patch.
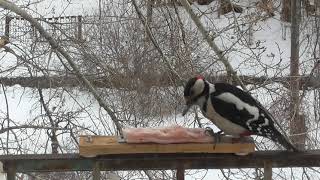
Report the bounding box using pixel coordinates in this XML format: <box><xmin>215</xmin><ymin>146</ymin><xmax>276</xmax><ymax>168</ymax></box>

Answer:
<box><xmin>192</xmin><ymin>79</ymin><xmax>205</xmax><ymax>96</ymax></box>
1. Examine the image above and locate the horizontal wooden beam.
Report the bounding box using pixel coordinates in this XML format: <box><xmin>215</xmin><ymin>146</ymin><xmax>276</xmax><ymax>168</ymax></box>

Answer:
<box><xmin>0</xmin><ymin>150</ymin><xmax>320</xmax><ymax>172</ymax></box>
<box><xmin>0</xmin><ymin>74</ymin><xmax>319</xmax><ymax>90</ymax></box>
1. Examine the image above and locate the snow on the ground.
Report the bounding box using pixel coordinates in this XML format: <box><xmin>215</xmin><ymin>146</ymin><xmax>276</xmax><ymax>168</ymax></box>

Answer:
<box><xmin>0</xmin><ymin>0</ymin><xmax>319</xmax><ymax>179</ymax></box>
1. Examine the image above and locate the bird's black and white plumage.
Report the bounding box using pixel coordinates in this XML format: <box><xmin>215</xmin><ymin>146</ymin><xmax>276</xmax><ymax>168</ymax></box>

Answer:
<box><xmin>182</xmin><ymin>76</ymin><xmax>297</xmax><ymax>151</ymax></box>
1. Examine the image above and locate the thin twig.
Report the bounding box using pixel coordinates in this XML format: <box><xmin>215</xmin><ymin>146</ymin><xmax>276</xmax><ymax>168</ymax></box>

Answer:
<box><xmin>179</xmin><ymin>0</ymin><xmax>247</xmax><ymax>91</ymax></box>
<box><xmin>0</xmin><ymin>125</ymin><xmax>69</xmax><ymax>134</ymax></box>
<box><xmin>0</xmin><ymin>0</ymin><xmax>123</xmax><ymax>137</ymax></box>
<box><xmin>131</xmin><ymin>0</ymin><xmax>183</xmax><ymax>83</ymax></box>
<box><xmin>1</xmin><ymin>83</ymin><xmax>9</xmax><ymax>154</ymax></box>
<box><xmin>38</xmin><ymin>87</ymin><xmax>59</xmax><ymax>154</ymax></box>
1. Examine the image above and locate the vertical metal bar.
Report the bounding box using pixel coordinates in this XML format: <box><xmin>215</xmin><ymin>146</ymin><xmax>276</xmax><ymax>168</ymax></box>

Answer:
<box><xmin>77</xmin><ymin>15</ymin><xmax>82</xmax><ymax>41</ymax></box>
<box><xmin>92</xmin><ymin>161</ymin><xmax>100</xmax><ymax>180</ymax></box>
<box><xmin>264</xmin><ymin>161</ymin><xmax>272</xmax><ymax>180</ymax></box>
<box><xmin>176</xmin><ymin>165</ymin><xmax>185</xmax><ymax>180</ymax></box>
<box><xmin>5</xmin><ymin>16</ymin><xmax>12</xmax><ymax>38</ymax></box>
<box><xmin>6</xmin><ymin>163</ymin><xmax>15</xmax><ymax>180</ymax></box>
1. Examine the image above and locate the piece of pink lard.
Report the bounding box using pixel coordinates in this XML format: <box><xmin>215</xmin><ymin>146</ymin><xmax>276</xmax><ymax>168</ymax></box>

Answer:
<box><xmin>123</xmin><ymin>125</ymin><xmax>214</xmax><ymax>144</ymax></box>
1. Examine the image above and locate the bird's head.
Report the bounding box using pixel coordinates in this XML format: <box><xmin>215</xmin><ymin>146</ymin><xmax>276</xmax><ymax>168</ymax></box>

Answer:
<box><xmin>182</xmin><ymin>75</ymin><xmax>206</xmax><ymax>116</ymax></box>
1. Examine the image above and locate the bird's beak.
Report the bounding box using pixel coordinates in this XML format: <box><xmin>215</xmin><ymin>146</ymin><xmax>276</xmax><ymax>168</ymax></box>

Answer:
<box><xmin>182</xmin><ymin>97</ymin><xmax>192</xmax><ymax>116</ymax></box>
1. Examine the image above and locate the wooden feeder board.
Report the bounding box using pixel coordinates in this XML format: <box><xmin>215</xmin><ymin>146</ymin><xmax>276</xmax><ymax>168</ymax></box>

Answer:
<box><xmin>79</xmin><ymin>135</ymin><xmax>255</xmax><ymax>157</ymax></box>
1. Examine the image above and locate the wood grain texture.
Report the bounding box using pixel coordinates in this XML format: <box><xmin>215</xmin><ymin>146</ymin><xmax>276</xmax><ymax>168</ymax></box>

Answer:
<box><xmin>79</xmin><ymin>135</ymin><xmax>255</xmax><ymax>157</ymax></box>
<box><xmin>1</xmin><ymin>150</ymin><xmax>320</xmax><ymax>172</ymax></box>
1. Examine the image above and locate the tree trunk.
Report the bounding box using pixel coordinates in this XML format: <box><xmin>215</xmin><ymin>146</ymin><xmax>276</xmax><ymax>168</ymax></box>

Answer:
<box><xmin>290</xmin><ymin>0</ymin><xmax>306</xmax><ymax>150</ymax></box>
<box><xmin>0</xmin><ymin>0</ymin><xmax>124</xmax><ymax>137</ymax></box>
<box><xmin>316</xmin><ymin>0</ymin><xmax>320</xmax><ymax>15</ymax></box>
<box><xmin>281</xmin><ymin>0</ymin><xmax>291</xmax><ymax>22</ymax></box>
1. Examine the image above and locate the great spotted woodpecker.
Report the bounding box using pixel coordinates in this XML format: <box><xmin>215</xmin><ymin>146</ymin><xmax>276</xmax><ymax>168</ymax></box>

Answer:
<box><xmin>182</xmin><ymin>76</ymin><xmax>297</xmax><ymax>151</ymax></box>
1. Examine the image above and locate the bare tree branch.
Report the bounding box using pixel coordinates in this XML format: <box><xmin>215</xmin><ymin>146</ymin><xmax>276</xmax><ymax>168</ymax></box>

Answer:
<box><xmin>289</xmin><ymin>0</ymin><xmax>306</xmax><ymax>150</ymax></box>
<box><xmin>131</xmin><ymin>0</ymin><xmax>183</xmax><ymax>83</ymax></box>
<box><xmin>38</xmin><ymin>88</ymin><xmax>59</xmax><ymax>154</ymax></box>
<box><xmin>0</xmin><ymin>0</ymin><xmax>123</xmax><ymax>136</ymax></box>
<box><xmin>1</xmin><ymin>82</ymin><xmax>10</xmax><ymax>154</ymax></box>
<box><xmin>0</xmin><ymin>125</ymin><xmax>69</xmax><ymax>134</ymax></box>
<box><xmin>179</xmin><ymin>0</ymin><xmax>247</xmax><ymax>91</ymax></box>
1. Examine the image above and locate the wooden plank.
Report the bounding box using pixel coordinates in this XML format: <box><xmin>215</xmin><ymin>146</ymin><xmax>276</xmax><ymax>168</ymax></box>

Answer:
<box><xmin>79</xmin><ymin>136</ymin><xmax>255</xmax><ymax>157</ymax></box>
<box><xmin>1</xmin><ymin>151</ymin><xmax>320</xmax><ymax>172</ymax></box>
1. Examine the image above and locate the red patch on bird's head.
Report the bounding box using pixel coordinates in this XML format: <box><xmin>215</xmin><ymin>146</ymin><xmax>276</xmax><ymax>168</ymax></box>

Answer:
<box><xmin>196</xmin><ymin>75</ymin><xmax>204</xmax><ymax>80</ymax></box>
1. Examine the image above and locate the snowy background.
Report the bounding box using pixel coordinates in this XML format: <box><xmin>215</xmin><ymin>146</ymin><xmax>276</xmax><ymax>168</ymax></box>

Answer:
<box><xmin>0</xmin><ymin>0</ymin><xmax>319</xmax><ymax>179</ymax></box>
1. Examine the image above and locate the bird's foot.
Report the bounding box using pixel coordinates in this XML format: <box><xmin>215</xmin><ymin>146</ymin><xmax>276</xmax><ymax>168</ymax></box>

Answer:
<box><xmin>204</xmin><ymin>127</ymin><xmax>223</xmax><ymax>145</ymax></box>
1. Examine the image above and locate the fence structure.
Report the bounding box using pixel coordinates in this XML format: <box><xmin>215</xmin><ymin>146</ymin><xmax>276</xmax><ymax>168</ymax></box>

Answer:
<box><xmin>1</xmin><ymin>15</ymin><xmax>85</xmax><ymax>43</ymax></box>
<box><xmin>1</xmin><ymin>150</ymin><xmax>320</xmax><ymax>180</ymax></box>
<box><xmin>0</xmin><ymin>9</ymin><xmax>320</xmax><ymax>180</ymax></box>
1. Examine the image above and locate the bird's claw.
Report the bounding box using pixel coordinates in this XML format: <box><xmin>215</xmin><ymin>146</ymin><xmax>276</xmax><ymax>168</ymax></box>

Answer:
<box><xmin>204</xmin><ymin>127</ymin><xmax>215</xmax><ymax>136</ymax></box>
<box><xmin>204</xmin><ymin>127</ymin><xmax>223</xmax><ymax>145</ymax></box>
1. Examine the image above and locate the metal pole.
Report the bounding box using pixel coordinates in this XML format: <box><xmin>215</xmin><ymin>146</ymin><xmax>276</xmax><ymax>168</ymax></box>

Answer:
<box><xmin>6</xmin><ymin>163</ymin><xmax>15</xmax><ymax>180</ymax></box>
<box><xmin>176</xmin><ymin>165</ymin><xmax>185</xmax><ymax>180</ymax></box>
<box><xmin>77</xmin><ymin>15</ymin><xmax>82</xmax><ymax>41</ymax></box>
<box><xmin>5</xmin><ymin>16</ymin><xmax>12</xmax><ymax>38</ymax></box>
<box><xmin>264</xmin><ymin>161</ymin><xmax>272</xmax><ymax>180</ymax></box>
<box><xmin>93</xmin><ymin>161</ymin><xmax>100</xmax><ymax>180</ymax></box>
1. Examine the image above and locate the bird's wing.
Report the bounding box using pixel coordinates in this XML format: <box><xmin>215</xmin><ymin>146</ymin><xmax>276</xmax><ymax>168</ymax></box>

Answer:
<box><xmin>210</xmin><ymin>83</ymin><xmax>275</xmax><ymax>136</ymax></box>
<box><xmin>210</xmin><ymin>83</ymin><xmax>297</xmax><ymax>151</ymax></box>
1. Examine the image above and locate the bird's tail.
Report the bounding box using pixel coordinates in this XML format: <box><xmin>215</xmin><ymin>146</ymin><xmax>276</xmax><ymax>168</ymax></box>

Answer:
<box><xmin>272</xmin><ymin>130</ymin><xmax>299</xmax><ymax>151</ymax></box>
